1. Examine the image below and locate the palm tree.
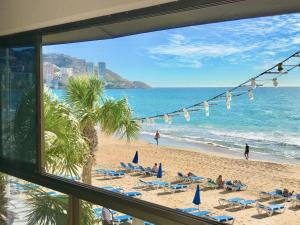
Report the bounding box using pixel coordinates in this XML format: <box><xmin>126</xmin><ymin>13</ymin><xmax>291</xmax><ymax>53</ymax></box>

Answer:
<box><xmin>66</xmin><ymin>75</ymin><xmax>140</xmax><ymax>184</ymax></box>
<box><xmin>23</xmin><ymin>90</ymin><xmax>95</xmax><ymax>225</ymax></box>
<box><xmin>43</xmin><ymin>89</ymin><xmax>89</xmax><ymax>176</ymax></box>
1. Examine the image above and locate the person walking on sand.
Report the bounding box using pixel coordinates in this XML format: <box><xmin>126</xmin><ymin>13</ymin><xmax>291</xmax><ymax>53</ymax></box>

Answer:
<box><xmin>244</xmin><ymin>143</ymin><xmax>250</xmax><ymax>160</ymax></box>
<box><xmin>154</xmin><ymin>130</ymin><xmax>160</xmax><ymax>145</ymax></box>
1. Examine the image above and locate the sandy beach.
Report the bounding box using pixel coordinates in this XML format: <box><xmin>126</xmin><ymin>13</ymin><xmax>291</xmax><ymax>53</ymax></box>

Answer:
<box><xmin>92</xmin><ymin>134</ymin><xmax>300</xmax><ymax>225</ymax></box>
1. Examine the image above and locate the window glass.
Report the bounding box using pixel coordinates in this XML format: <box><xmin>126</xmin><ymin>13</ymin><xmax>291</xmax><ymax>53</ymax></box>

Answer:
<box><xmin>0</xmin><ymin>172</ymin><xmax>68</xmax><ymax>225</ymax></box>
<box><xmin>42</xmin><ymin>12</ymin><xmax>300</xmax><ymax>225</ymax></box>
<box><xmin>0</xmin><ymin>46</ymin><xmax>37</xmax><ymax>167</ymax></box>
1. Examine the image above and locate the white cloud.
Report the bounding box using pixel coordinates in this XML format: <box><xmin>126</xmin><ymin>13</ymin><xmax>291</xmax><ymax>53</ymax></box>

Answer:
<box><xmin>292</xmin><ymin>36</ymin><xmax>300</xmax><ymax>44</ymax></box>
<box><xmin>147</xmin><ymin>13</ymin><xmax>300</xmax><ymax>68</ymax></box>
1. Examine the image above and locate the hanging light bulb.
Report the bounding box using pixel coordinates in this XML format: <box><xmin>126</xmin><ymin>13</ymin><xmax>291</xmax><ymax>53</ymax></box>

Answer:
<box><xmin>251</xmin><ymin>79</ymin><xmax>257</xmax><ymax>89</ymax></box>
<box><xmin>226</xmin><ymin>91</ymin><xmax>232</xmax><ymax>110</ymax></box>
<box><xmin>204</xmin><ymin>101</ymin><xmax>209</xmax><ymax>117</ymax></box>
<box><xmin>163</xmin><ymin>114</ymin><xmax>169</xmax><ymax>123</ymax></box>
<box><xmin>272</xmin><ymin>78</ymin><xmax>278</xmax><ymax>87</ymax></box>
<box><xmin>248</xmin><ymin>89</ymin><xmax>254</xmax><ymax>101</ymax></box>
<box><xmin>277</xmin><ymin>63</ymin><xmax>283</xmax><ymax>73</ymax></box>
<box><xmin>183</xmin><ymin>108</ymin><xmax>190</xmax><ymax>121</ymax></box>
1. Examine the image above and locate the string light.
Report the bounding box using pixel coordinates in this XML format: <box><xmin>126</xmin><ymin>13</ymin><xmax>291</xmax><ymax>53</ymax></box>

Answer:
<box><xmin>248</xmin><ymin>89</ymin><xmax>254</xmax><ymax>101</ymax></box>
<box><xmin>204</xmin><ymin>101</ymin><xmax>209</xmax><ymax>116</ymax></box>
<box><xmin>277</xmin><ymin>63</ymin><xmax>284</xmax><ymax>72</ymax></box>
<box><xmin>272</xmin><ymin>78</ymin><xmax>278</xmax><ymax>87</ymax></box>
<box><xmin>135</xmin><ymin>51</ymin><xmax>300</xmax><ymax>123</ymax></box>
<box><xmin>183</xmin><ymin>108</ymin><xmax>190</xmax><ymax>121</ymax></box>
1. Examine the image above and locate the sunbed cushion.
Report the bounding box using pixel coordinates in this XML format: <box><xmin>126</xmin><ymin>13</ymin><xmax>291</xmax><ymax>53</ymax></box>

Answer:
<box><xmin>211</xmin><ymin>215</ymin><xmax>234</xmax><ymax>222</ymax></box>
<box><xmin>176</xmin><ymin>207</ymin><xmax>198</xmax><ymax>213</ymax></box>
<box><xmin>114</xmin><ymin>215</ymin><xmax>132</xmax><ymax>222</ymax></box>
<box><xmin>191</xmin><ymin>210</ymin><xmax>211</xmax><ymax>217</ymax></box>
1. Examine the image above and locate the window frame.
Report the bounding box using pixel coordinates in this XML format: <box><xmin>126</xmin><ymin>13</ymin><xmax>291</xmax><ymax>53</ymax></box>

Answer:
<box><xmin>0</xmin><ymin>2</ymin><xmax>249</xmax><ymax>224</ymax></box>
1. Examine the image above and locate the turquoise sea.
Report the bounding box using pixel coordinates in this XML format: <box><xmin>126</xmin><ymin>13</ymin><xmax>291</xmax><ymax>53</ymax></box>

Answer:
<box><xmin>52</xmin><ymin>87</ymin><xmax>300</xmax><ymax>162</ymax></box>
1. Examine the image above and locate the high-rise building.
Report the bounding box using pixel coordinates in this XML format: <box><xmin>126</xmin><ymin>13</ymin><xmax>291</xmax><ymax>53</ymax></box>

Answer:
<box><xmin>98</xmin><ymin>62</ymin><xmax>106</xmax><ymax>80</ymax></box>
<box><xmin>86</xmin><ymin>62</ymin><xmax>94</xmax><ymax>75</ymax></box>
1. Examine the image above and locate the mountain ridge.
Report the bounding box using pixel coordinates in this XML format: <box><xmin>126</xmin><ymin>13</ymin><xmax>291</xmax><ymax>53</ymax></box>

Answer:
<box><xmin>43</xmin><ymin>53</ymin><xmax>151</xmax><ymax>89</ymax></box>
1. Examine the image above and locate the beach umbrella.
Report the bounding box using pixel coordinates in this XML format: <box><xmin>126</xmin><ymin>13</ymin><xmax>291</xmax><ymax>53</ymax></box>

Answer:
<box><xmin>132</xmin><ymin>151</ymin><xmax>139</xmax><ymax>164</ymax></box>
<box><xmin>157</xmin><ymin>163</ymin><xmax>162</xmax><ymax>178</ymax></box>
<box><xmin>192</xmin><ymin>184</ymin><xmax>201</xmax><ymax>209</ymax></box>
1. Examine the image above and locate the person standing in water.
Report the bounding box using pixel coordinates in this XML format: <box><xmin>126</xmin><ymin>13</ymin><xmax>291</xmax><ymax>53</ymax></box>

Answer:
<box><xmin>154</xmin><ymin>130</ymin><xmax>160</xmax><ymax>145</ymax></box>
<box><xmin>244</xmin><ymin>143</ymin><xmax>250</xmax><ymax>160</ymax></box>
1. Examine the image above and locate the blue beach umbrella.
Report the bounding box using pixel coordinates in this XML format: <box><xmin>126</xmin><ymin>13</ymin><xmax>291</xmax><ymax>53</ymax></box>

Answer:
<box><xmin>193</xmin><ymin>185</ymin><xmax>201</xmax><ymax>209</ymax></box>
<box><xmin>157</xmin><ymin>163</ymin><xmax>162</xmax><ymax>178</ymax></box>
<box><xmin>132</xmin><ymin>151</ymin><xmax>139</xmax><ymax>164</ymax></box>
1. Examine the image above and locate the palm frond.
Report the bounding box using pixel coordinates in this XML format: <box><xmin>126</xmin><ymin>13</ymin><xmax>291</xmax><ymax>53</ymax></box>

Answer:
<box><xmin>98</xmin><ymin>98</ymin><xmax>140</xmax><ymax>141</ymax></box>
<box><xmin>44</xmin><ymin>89</ymin><xmax>89</xmax><ymax>176</ymax></box>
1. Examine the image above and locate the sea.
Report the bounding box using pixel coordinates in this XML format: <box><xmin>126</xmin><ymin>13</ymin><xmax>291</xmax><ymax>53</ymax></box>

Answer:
<box><xmin>52</xmin><ymin>87</ymin><xmax>300</xmax><ymax>164</ymax></box>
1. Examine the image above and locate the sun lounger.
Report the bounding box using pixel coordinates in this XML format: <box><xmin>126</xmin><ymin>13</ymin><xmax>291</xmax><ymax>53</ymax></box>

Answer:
<box><xmin>206</xmin><ymin>215</ymin><xmax>235</xmax><ymax>224</ymax></box>
<box><xmin>224</xmin><ymin>181</ymin><xmax>247</xmax><ymax>191</ymax></box>
<box><xmin>138</xmin><ymin>179</ymin><xmax>168</xmax><ymax>189</ymax></box>
<box><xmin>259</xmin><ymin>189</ymin><xmax>284</xmax><ymax>200</ymax></box>
<box><xmin>256</xmin><ymin>203</ymin><xmax>285</xmax><ymax>216</ymax></box>
<box><xmin>177</xmin><ymin>172</ymin><xmax>189</xmax><ymax>182</ymax></box>
<box><xmin>177</xmin><ymin>172</ymin><xmax>204</xmax><ymax>183</ymax></box>
<box><xmin>120</xmin><ymin>162</ymin><xmax>132</xmax><ymax>172</ymax></box>
<box><xmin>123</xmin><ymin>191</ymin><xmax>142</xmax><ymax>198</ymax></box>
<box><xmin>290</xmin><ymin>194</ymin><xmax>300</xmax><ymax>208</ymax></box>
<box><xmin>144</xmin><ymin>222</ymin><xmax>155</xmax><ymax>225</ymax></box>
<box><xmin>205</xmin><ymin>178</ymin><xmax>219</xmax><ymax>189</ymax></box>
<box><xmin>113</xmin><ymin>215</ymin><xmax>132</xmax><ymax>225</ymax></box>
<box><xmin>176</xmin><ymin>207</ymin><xmax>199</xmax><ymax>213</ymax></box>
<box><xmin>128</xmin><ymin>163</ymin><xmax>142</xmax><ymax>171</ymax></box>
<box><xmin>219</xmin><ymin>197</ymin><xmax>256</xmax><ymax>209</ymax></box>
<box><xmin>163</xmin><ymin>184</ymin><xmax>188</xmax><ymax>193</ymax></box>
<box><xmin>95</xmin><ymin>170</ymin><xmax>125</xmax><ymax>179</ymax></box>
<box><xmin>99</xmin><ymin>186</ymin><xmax>124</xmax><ymax>193</ymax></box>
<box><xmin>191</xmin><ymin>210</ymin><xmax>211</xmax><ymax>217</ymax></box>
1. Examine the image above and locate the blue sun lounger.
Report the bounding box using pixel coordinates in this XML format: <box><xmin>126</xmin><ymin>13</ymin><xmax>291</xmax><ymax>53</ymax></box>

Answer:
<box><xmin>176</xmin><ymin>207</ymin><xmax>199</xmax><ymax>213</ymax></box>
<box><xmin>191</xmin><ymin>210</ymin><xmax>211</xmax><ymax>217</ymax></box>
<box><xmin>259</xmin><ymin>189</ymin><xmax>285</xmax><ymax>200</ymax></box>
<box><xmin>219</xmin><ymin>197</ymin><xmax>256</xmax><ymax>209</ymax></box>
<box><xmin>207</xmin><ymin>215</ymin><xmax>235</xmax><ymax>224</ymax></box>
<box><xmin>120</xmin><ymin>162</ymin><xmax>132</xmax><ymax>172</ymax></box>
<box><xmin>123</xmin><ymin>191</ymin><xmax>142</xmax><ymax>198</ymax></box>
<box><xmin>144</xmin><ymin>222</ymin><xmax>155</xmax><ymax>225</ymax></box>
<box><xmin>163</xmin><ymin>184</ymin><xmax>188</xmax><ymax>193</ymax></box>
<box><xmin>256</xmin><ymin>203</ymin><xmax>285</xmax><ymax>216</ymax></box>
<box><xmin>290</xmin><ymin>194</ymin><xmax>300</xmax><ymax>207</ymax></box>
<box><xmin>224</xmin><ymin>181</ymin><xmax>247</xmax><ymax>191</ymax></box>
<box><xmin>113</xmin><ymin>215</ymin><xmax>133</xmax><ymax>225</ymax></box>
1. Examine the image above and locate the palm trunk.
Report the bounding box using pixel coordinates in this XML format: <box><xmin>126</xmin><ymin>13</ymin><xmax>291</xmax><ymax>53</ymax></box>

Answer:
<box><xmin>81</xmin><ymin>126</ymin><xmax>98</xmax><ymax>185</ymax></box>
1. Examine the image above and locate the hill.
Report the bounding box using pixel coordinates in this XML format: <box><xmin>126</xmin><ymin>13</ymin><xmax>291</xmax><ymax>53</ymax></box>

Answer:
<box><xmin>43</xmin><ymin>53</ymin><xmax>150</xmax><ymax>89</ymax></box>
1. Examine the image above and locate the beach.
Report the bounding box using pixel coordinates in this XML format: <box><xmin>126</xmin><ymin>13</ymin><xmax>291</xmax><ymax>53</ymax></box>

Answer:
<box><xmin>93</xmin><ymin>134</ymin><xmax>300</xmax><ymax>225</ymax></box>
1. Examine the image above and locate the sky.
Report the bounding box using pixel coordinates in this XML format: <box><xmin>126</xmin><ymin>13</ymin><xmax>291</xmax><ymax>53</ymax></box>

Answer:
<box><xmin>43</xmin><ymin>13</ymin><xmax>300</xmax><ymax>87</ymax></box>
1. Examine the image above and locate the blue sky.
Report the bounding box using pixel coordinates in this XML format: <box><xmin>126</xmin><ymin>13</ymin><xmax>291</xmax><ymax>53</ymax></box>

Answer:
<box><xmin>43</xmin><ymin>13</ymin><xmax>300</xmax><ymax>87</ymax></box>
